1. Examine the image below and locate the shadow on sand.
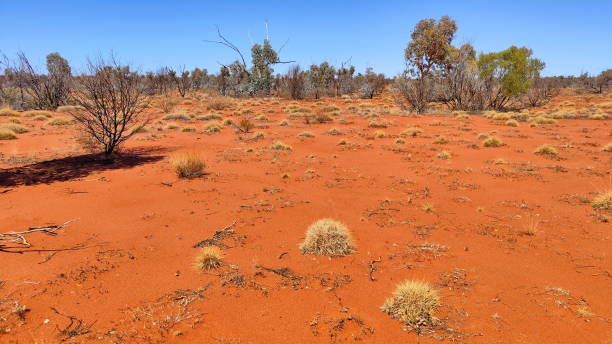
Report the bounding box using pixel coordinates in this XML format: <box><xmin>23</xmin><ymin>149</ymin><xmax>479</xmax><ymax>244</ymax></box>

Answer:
<box><xmin>0</xmin><ymin>147</ymin><xmax>166</xmax><ymax>188</ymax></box>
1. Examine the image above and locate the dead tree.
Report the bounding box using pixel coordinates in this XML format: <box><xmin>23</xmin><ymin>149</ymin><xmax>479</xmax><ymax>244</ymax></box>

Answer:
<box><xmin>70</xmin><ymin>57</ymin><xmax>149</xmax><ymax>156</ymax></box>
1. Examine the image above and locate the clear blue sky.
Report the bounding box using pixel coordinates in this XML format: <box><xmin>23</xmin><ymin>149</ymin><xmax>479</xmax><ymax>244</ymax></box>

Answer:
<box><xmin>1</xmin><ymin>0</ymin><xmax>610</xmax><ymax>76</ymax></box>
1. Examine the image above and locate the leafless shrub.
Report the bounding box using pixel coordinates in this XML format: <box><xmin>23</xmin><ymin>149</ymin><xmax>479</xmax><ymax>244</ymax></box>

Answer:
<box><xmin>70</xmin><ymin>57</ymin><xmax>149</xmax><ymax>155</ymax></box>
<box><xmin>284</xmin><ymin>65</ymin><xmax>305</xmax><ymax>100</ymax></box>
<box><xmin>525</xmin><ymin>77</ymin><xmax>559</xmax><ymax>107</ymax></box>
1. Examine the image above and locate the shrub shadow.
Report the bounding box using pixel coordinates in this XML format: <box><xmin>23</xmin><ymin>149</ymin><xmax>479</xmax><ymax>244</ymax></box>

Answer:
<box><xmin>0</xmin><ymin>147</ymin><xmax>166</xmax><ymax>187</ymax></box>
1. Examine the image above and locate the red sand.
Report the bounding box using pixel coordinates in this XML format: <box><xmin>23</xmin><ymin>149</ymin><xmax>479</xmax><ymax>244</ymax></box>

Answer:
<box><xmin>1</xmin><ymin>93</ymin><xmax>611</xmax><ymax>343</ymax></box>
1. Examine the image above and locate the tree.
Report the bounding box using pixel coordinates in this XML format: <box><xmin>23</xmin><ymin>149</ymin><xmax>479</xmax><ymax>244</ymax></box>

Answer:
<box><xmin>205</xmin><ymin>26</ymin><xmax>293</xmax><ymax>96</ymax></box>
<box><xmin>440</xmin><ymin>43</ymin><xmax>486</xmax><ymax>110</ymax></box>
<box><xmin>593</xmin><ymin>69</ymin><xmax>612</xmax><ymax>93</ymax></box>
<box><xmin>217</xmin><ymin>66</ymin><xmax>229</xmax><ymax>95</ymax></box>
<box><xmin>70</xmin><ymin>57</ymin><xmax>149</xmax><ymax>156</ymax></box>
<box><xmin>335</xmin><ymin>63</ymin><xmax>355</xmax><ymax>96</ymax></box>
<box><xmin>478</xmin><ymin>46</ymin><xmax>544</xmax><ymax>110</ymax></box>
<box><xmin>171</xmin><ymin>66</ymin><xmax>191</xmax><ymax>97</ymax></box>
<box><xmin>17</xmin><ymin>52</ymin><xmax>72</xmax><ymax>110</ymax></box>
<box><xmin>398</xmin><ymin>16</ymin><xmax>457</xmax><ymax>113</ymax></box>
<box><xmin>190</xmin><ymin>68</ymin><xmax>209</xmax><ymax>90</ymax></box>
<box><xmin>283</xmin><ymin>65</ymin><xmax>304</xmax><ymax>99</ymax></box>
<box><xmin>357</xmin><ymin>67</ymin><xmax>386</xmax><ymax>99</ymax></box>
<box><xmin>305</xmin><ymin>62</ymin><xmax>336</xmax><ymax>99</ymax></box>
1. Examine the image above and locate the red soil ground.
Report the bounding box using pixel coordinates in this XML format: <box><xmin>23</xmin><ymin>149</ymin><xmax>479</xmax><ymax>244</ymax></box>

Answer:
<box><xmin>1</xmin><ymin>92</ymin><xmax>611</xmax><ymax>343</ymax></box>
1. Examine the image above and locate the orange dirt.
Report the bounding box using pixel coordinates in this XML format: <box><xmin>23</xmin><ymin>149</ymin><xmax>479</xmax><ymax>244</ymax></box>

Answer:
<box><xmin>1</xmin><ymin>92</ymin><xmax>611</xmax><ymax>343</ymax></box>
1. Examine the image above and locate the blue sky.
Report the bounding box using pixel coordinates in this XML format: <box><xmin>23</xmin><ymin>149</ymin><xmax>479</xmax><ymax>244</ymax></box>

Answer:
<box><xmin>1</xmin><ymin>1</ymin><xmax>610</xmax><ymax>76</ymax></box>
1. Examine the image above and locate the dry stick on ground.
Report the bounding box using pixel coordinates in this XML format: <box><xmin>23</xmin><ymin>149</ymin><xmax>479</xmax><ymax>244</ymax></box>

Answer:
<box><xmin>368</xmin><ymin>257</ymin><xmax>382</xmax><ymax>281</ymax></box>
<box><xmin>193</xmin><ymin>220</ymin><xmax>236</xmax><ymax>248</ymax></box>
<box><xmin>51</xmin><ymin>307</ymin><xmax>96</xmax><ymax>342</ymax></box>
<box><xmin>0</xmin><ymin>219</ymin><xmax>79</xmax><ymax>248</ymax></box>
<box><xmin>255</xmin><ymin>265</ymin><xmax>301</xmax><ymax>280</ymax></box>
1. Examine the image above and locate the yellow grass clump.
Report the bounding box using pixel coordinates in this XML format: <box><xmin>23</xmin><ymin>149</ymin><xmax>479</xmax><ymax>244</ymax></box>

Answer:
<box><xmin>170</xmin><ymin>151</ymin><xmax>205</xmax><ymax>178</ymax></box>
<box><xmin>381</xmin><ymin>280</ymin><xmax>440</xmax><ymax>330</ymax></box>
<box><xmin>299</xmin><ymin>219</ymin><xmax>355</xmax><ymax>257</ymax></box>
<box><xmin>0</xmin><ymin>123</ymin><xmax>29</xmax><ymax>134</ymax></box>
<box><xmin>0</xmin><ymin>108</ymin><xmax>20</xmax><ymax>117</ymax></box>
<box><xmin>299</xmin><ymin>131</ymin><xmax>315</xmax><ymax>138</ymax></box>
<box><xmin>401</xmin><ymin>127</ymin><xmax>423</xmax><ymax>137</ymax></box>
<box><xmin>534</xmin><ymin>144</ymin><xmax>557</xmax><ymax>156</ymax></box>
<box><xmin>602</xmin><ymin>143</ymin><xmax>612</xmax><ymax>152</ymax></box>
<box><xmin>163</xmin><ymin>113</ymin><xmax>191</xmax><ymax>121</ymax></box>
<box><xmin>56</xmin><ymin>105</ymin><xmax>84</xmax><ymax>112</ymax></box>
<box><xmin>46</xmin><ymin>117</ymin><xmax>75</xmax><ymax>126</ymax></box>
<box><xmin>505</xmin><ymin>119</ymin><xmax>519</xmax><ymax>127</ymax></box>
<box><xmin>251</xmin><ymin>131</ymin><xmax>265</xmax><ymax>140</ymax></box>
<box><xmin>483</xmin><ymin>136</ymin><xmax>503</xmax><ymax>147</ymax></box>
<box><xmin>195</xmin><ymin>246</ymin><xmax>223</xmax><ymax>270</ymax></box>
<box><xmin>23</xmin><ymin>110</ymin><xmax>51</xmax><ymax>118</ymax></box>
<box><xmin>270</xmin><ymin>140</ymin><xmax>292</xmax><ymax>151</ymax></box>
<box><xmin>0</xmin><ymin>128</ymin><xmax>17</xmax><ymax>140</ymax></box>
<box><xmin>436</xmin><ymin>150</ymin><xmax>452</xmax><ymax>160</ymax></box>
<box><xmin>433</xmin><ymin>137</ymin><xmax>448</xmax><ymax>144</ymax></box>
<box><xmin>592</xmin><ymin>191</ymin><xmax>612</xmax><ymax>211</ymax></box>
<box><xmin>206</xmin><ymin>96</ymin><xmax>234</xmax><ymax>110</ymax></box>
<box><xmin>203</xmin><ymin>121</ymin><xmax>222</xmax><ymax>133</ymax></box>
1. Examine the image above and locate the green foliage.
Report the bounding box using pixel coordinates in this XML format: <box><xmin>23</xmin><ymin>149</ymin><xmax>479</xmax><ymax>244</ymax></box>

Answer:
<box><xmin>405</xmin><ymin>15</ymin><xmax>457</xmax><ymax>77</ymax></box>
<box><xmin>478</xmin><ymin>46</ymin><xmax>544</xmax><ymax>99</ymax></box>
<box><xmin>305</xmin><ymin>62</ymin><xmax>336</xmax><ymax>98</ymax></box>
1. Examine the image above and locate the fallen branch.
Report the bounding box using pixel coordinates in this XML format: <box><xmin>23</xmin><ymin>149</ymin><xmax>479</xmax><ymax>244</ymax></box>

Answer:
<box><xmin>51</xmin><ymin>307</ymin><xmax>96</xmax><ymax>342</ymax></box>
<box><xmin>255</xmin><ymin>265</ymin><xmax>301</xmax><ymax>280</ymax></box>
<box><xmin>193</xmin><ymin>220</ymin><xmax>236</xmax><ymax>248</ymax></box>
<box><xmin>0</xmin><ymin>219</ymin><xmax>79</xmax><ymax>248</ymax></box>
<box><xmin>368</xmin><ymin>257</ymin><xmax>382</xmax><ymax>281</ymax></box>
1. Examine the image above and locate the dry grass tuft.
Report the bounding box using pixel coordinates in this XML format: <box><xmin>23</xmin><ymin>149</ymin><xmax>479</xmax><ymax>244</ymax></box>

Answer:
<box><xmin>0</xmin><ymin>123</ymin><xmax>29</xmax><ymax>134</ymax></box>
<box><xmin>591</xmin><ymin>191</ymin><xmax>612</xmax><ymax>211</ymax></box>
<box><xmin>56</xmin><ymin>105</ymin><xmax>84</xmax><ymax>112</ymax></box>
<box><xmin>270</xmin><ymin>140</ymin><xmax>292</xmax><ymax>151</ymax></box>
<box><xmin>505</xmin><ymin>119</ymin><xmax>519</xmax><ymax>127</ymax></box>
<box><xmin>602</xmin><ymin>143</ymin><xmax>612</xmax><ymax>152</ymax></box>
<box><xmin>299</xmin><ymin>219</ymin><xmax>355</xmax><ymax>257</ymax></box>
<box><xmin>206</xmin><ymin>97</ymin><xmax>234</xmax><ymax>110</ymax></box>
<box><xmin>534</xmin><ymin>144</ymin><xmax>557</xmax><ymax>156</ymax></box>
<box><xmin>299</xmin><ymin>131</ymin><xmax>315</xmax><ymax>138</ymax></box>
<box><xmin>401</xmin><ymin>127</ymin><xmax>422</xmax><ymax>137</ymax></box>
<box><xmin>203</xmin><ymin>121</ymin><xmax>222</xmax><ymax>133</ymax></box>
<box><xmin>163</xmin><ymin>113</ymin><xmax>191</xmax><ymax>121</ymax></box>
<box><xmin>432</xmin><ymin>137</ymin><xmax>448</xmax><ymax>144</ymax></box>
<box><xmin>23</xmin><ymin>110</ymin><xmax>51</xmax><ymax>118</ymax></box>
<box><xmin>251</xmin><ymin>131</ymin><xmax>265</xmax><ymax>140</ymax></box>
<box><xmin>0</xmin><ymin>128</ymin><xmax>17</xmax><ymax>140</ymax></box>
<box><xmin>436</xmin><ymin>150</ymin><xmax>452</xmax><ymax>160</ymax></box>
<box><xmin>483</xmin><ymin>136</ymin><xmax>503</xmax><ymax>147</ymax></box>
<box><xmin>0</xmin><ymin>108</ymin><xmax>20</xmax><ymax>117</ymax></box>
<box><xmin>381</xmin><ymin>280</ymin><xmax>439</xmax><ymax>330</ymax></box>
<box><xmin>170</xmin><ymin>151</ymin><xmax>205</xmax><ymax>178</ymax></box>
<box><xmin>46</xmin><ymin>117</ymin><xmax>75</xmax><ymax>126</ymax></box>
<box><xmin>373</xmin><ymin>130</ymin><xmax>385</xmax><ymax>138</ymax></box>
<box><xmin>195</xmin><ymin>246</ymin><xmax>223</xmax><ymax>270</ymax></box>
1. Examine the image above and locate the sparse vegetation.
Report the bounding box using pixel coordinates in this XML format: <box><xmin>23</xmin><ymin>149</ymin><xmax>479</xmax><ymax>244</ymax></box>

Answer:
<box><xmin>170</xmin><ymin>151</ymin><xmax>205</xmax><ymax>178</ymax></box>
<box><xmin>534</xmin><ymin>144</ymin><xmax>557</xmax><ymax>156</ymax></box>
<box><xmin>381</xmin><ymin>280</ymin><xmax>439</xmax><ymax>330</ymax></box>
<box><xmin>592</xmin><ymin>191</ymin><xmax>612</xmax><ymax>211</ymax></box>
<box><xmin>195</xmin><ymin>246</ymin><xmax>223</xmax><ymax>270</ymax></box>
<box><xmin>0</xmin><ymin>128</ymin><xmax>17</xmax><ymax>140</ymax></box>
<box><xmin>46</xmin><ymin>117</ymin><xmax>75</xmax><ymax>126</ymax></box>
<box><xmin>299</xmin><ymin>219</ymin><xmax>355</xmax><ymax>257</ymax></box>
<box><xmin>483</xmin><ymin>136</ymin><xmax>503</xmax><ymax>147</ymax></box>
<box><xmin>436</xmin><ymin>150</ymin><xmax>452</xmax><ymax>159</ymax></box>
<box><xmin>270</xmin><ymin>140</ymin><xmax>292</xmax><ymax>150</ymax></box>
